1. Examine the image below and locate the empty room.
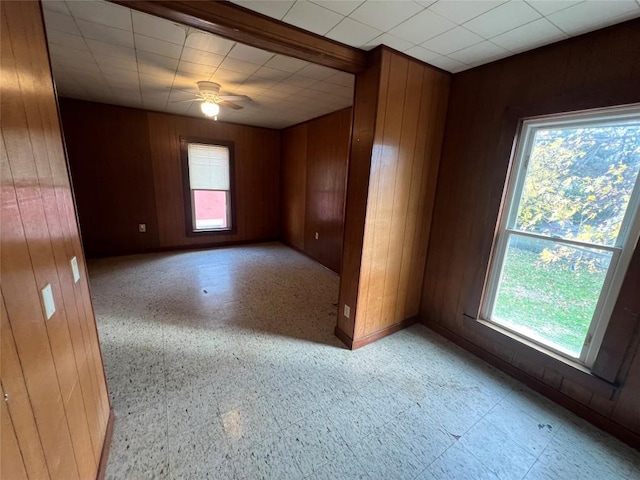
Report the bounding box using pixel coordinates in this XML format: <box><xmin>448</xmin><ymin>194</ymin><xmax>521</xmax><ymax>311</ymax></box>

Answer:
<box><xmin>2</xmin><ymin>0</ymin><xmax>640</xmax><ymax>479</ymax></box>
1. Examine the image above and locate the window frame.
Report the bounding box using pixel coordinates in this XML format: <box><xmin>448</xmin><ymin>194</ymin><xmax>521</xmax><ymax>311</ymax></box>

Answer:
<box><xmin>480</xmin><ymin>104</ymin><xmax>640</xmax><ymax>368</ymax></box>
<box><xmin>180</xmin><ymin>136</ymin><xmax>237</xmax><ymax>237</ymax></box>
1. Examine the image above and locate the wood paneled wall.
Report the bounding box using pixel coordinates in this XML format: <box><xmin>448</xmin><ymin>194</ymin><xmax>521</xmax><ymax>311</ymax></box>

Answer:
<box><xmin>420</xmin><ymin>19</ymin><xmax>640</xmax><ymax>445</ymax></box>
<box><xmin>1</xmin><ymin>1</ymin><xmax>111</xmax><ymax>478</ymax></box>
<box><xmin>281</xmin><ymin>108</ymin><xmax>351</xmax><ymax>273</ymax></box>
<box><xmin>337</xmin><ymin>48</ymin><xmax>450</xmax><ymax>346</ymax></box>
<box><xmin>60</xmin><ymin>99</ymin><xmax>281</xmax><ymax>257</ymax></box>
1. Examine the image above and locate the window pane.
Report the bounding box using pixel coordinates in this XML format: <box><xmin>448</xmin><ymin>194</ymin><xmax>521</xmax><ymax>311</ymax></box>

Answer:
<box><xmin>514</xmin><ymin>123</ymin><xmax>640</xmax><ymax>246</ymax></box>
<box><xmin>193</xmin><ymin>190</ymin><xmax>228</xmax><ymax>230</ymax></box>
<box><xmin>492</xmin><ymin>234</ymin><xmax>611</xmax><ymax>357</ymax></box>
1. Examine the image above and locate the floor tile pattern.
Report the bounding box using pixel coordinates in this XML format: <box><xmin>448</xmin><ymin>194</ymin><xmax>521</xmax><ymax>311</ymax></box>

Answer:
<box><xmin>89</xmin><ymin>243</ymin><xmax>640</xmax><ymax>480</ymax></box>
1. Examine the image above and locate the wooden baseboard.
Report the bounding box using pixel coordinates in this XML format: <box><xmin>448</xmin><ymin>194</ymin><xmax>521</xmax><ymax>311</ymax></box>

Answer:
<box><xmin>334</xmin><ymin>325</ymin><xmax>354</xmax><ymax>349</ymax></box>
<box><xmin>96</xmin><ymin>409</ymin><xmax>115</xmax><ymax>480</ymax></box>
<box><xmin>335</xmin><ymin>316</ymin><xmax>417</xmax><ymax>350</ymax></box>
<box><xmin>423</xmin><ymin>320</ymin><xmax>640</xmax><ymax>450</ymax></box>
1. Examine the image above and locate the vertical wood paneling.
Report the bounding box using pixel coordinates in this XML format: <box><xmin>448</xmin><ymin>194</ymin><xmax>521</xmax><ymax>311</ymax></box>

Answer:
<box><xmin>420</xmin><ymin>19</ymin><xmax>640</xmax><ymax>442</ymax></box>
<box><xmin>343</xmin><ymin>48</ymin><xmax>450</xmax><ymax>343</ymax></box>
<box><xmin>281</xmin><ymin>123</ymin><xmax>308</xmax><ymax>251</ymax></box>
<box><xmin>280</xmin><ymin>108</ymin><xmax>351</xmax><ymax>273</ymax></box>
<box><xmin>1</xmin><ymin>1</ymin><xmax>110</xmax><ymax>478</ymax></box>
<box><xmin>61</xmin><ymin>99</ymin><xmax>282</xmax><ymax>256</ymax></box>
<box><xmin>1</xmin><ymin>397</ymin><xmax>28</xmax><ymax>480</ymax></box>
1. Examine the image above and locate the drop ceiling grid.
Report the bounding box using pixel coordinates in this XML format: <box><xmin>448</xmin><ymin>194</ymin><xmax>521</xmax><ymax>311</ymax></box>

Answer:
<box><xmin>42</xmin><ymin>0</ymin><xmax>354</xmax><ymax>128</ymax></box>
<box><xmin>233</xmin><ymin>0</ymin><xmax>640</xmax><ymax>73</ymax></box>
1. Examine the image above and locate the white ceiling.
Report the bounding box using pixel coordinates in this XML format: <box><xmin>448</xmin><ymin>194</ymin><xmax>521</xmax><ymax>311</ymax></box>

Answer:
<box><xmin>233</xmin><ymin>0</ymin><xmax>640</xmax><ymax>73</ymax></box>
<box><xmin>42</xmin><ymin>1</ymin><xmax>640</xmax><ymax>129</ymax></box>
<box><xmin>42</xmin><ymin>0</ymin><xmax>354</xmax><ymax>129</ymax></box>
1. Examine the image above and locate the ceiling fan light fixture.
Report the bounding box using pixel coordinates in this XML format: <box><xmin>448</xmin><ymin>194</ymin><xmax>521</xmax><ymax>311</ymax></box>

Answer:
<box><xmin>201</xmin><ymin>101</ymin><xmax>220</xmax><ymax>118</ymax></box>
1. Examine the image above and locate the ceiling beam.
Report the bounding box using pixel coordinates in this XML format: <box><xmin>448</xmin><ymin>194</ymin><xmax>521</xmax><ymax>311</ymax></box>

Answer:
<box><xmin>109</xmin><ymin>0</ymin><xmax>368</xmax><ymax>74</ymax></box>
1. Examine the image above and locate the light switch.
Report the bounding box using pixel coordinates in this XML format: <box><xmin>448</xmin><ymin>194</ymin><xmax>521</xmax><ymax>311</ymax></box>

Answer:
<box><xmin>315</xmin><ymin>232</ymin><xmax>319</xmax><ymax>240</ymax></box>
<box><xmin>41</xmin><ymin>284</ymin><xmax>55</xmax><ymax>320</ymax></box>
<box><xmin>70</xmin><ymin>256</ymin><xmax>80</xmax><ymax>283</ymax></box>
<box><xmin>139</xmin><ymin>223</ymin><xmax>147</xmax><ymax>233</ymax></box>
<box><xmin>343</xmin><ymin>304</ymin><xmax>351</xmax><ymax>318</ymax></box>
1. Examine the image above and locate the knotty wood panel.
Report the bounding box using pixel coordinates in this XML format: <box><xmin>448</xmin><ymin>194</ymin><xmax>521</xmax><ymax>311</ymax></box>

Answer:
<box><xmin>281</xmin><ymin>108</ymin><xmax>351</xmax><ymax>272</ymax></box>
<box><xmin>281</xmin><ymin>124</ymin><xmax>307</xmax><ymax>251</ymax></box>
<box><xmin>1</xmin><ymin>1</ymin><xmax>110</xmax><ymax>478</ymax></box>
<box><xmin>60</xmin><ymin>99</ymin><xmax>281</xmax><ymax>256</ymax></box>
<box><xmin>338</xmin><ymin>47</ymin><xmax>450</xmax><ymax>343</ymax></box>
<box><xmin>420</xmin><ymin>19</ymin><xmax>640</xmax><ymax>443</ymax></box>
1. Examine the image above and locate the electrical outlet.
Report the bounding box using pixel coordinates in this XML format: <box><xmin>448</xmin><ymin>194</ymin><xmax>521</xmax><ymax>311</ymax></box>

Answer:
<box><xmin>315</xmin><ymin>232</ymin><xmax>319</xmax><ymax>240</ymax></box>
<box><xmin>139</xmin><ymin>223</ymin><xmax>146</xmax><ymax>233</ymax></box>
<box><xmin>41</xmin><ymin>284</ymin><xmax>55</xmax><ymax>320</ymax></box>
<box><xmin>343</xmin><ymin>304</ymin><xmax>351</xmax><ymax>318</ymax></box>
<box><xmin>70</xmin><ymin>256</ymin><xmax>80</xmax><ymax>283</ymax></box>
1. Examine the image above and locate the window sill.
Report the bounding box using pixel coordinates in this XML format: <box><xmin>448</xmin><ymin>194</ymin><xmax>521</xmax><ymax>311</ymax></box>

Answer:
<box><xmin>185</xmin><ymin>228</ymin><xmax>236</xmax><ymax>237</ymax></box>
<box><xmin>463</xmin><ymin>314</ymin><xmax>618</xmax><ymax>398</ymax></box>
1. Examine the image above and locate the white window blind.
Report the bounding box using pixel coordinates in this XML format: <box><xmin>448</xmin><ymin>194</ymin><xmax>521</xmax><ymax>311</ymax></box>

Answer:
<box><xmin>188</xmin><ymin>143</ymin><xmax>230</xmax><ymax>190</ymax></box>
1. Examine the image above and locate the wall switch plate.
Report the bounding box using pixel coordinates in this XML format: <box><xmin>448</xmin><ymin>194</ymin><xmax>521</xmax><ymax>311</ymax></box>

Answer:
<box><xmin>139</xmin><ymin>223</ymin><xmax>146</xmax><ymax>233</ymax></box>
<box><xmin>343</xmin><ymin>304</ymin><xmax>350</xmax><ymax>318</ymax></box>
<box><xmin>70</xmin><ymin>256</ymin><xmax>80</xmax><ymax>283</ymax></box>
<box><xmin>41</xmin><ymin>284</ymin><xmax>55</xmax><ymax>320</ymax></box>
<box><xmin>315</xmin><ymin>232</ymin><xmax>319</xmax><ymax>240</ymax></box>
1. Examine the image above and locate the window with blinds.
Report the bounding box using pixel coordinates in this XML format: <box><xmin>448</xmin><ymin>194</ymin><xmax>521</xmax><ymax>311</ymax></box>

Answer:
<box><xmin>183</xmin><ymin>141</ymin><xmax>234</xmax><ymax>233</ymax></box>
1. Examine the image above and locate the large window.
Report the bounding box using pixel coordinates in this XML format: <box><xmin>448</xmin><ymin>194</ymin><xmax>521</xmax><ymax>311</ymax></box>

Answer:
<box><xmin>481</xmin><ymin>105</ymin><xmax>640</xmax><ymax>367</ymax></box>
<box><xmin>181</xmin><ymin>139</ymin><xmax>235</xmax><ymax>234</ymax></box>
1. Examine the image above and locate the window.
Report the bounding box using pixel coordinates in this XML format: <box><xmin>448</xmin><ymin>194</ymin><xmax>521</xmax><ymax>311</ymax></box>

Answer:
<box><xmin>481</xmin><ymin>105</ymin><xmax>640</xmax><ymax>367</ymax></box>
<box><xmin>181</xmin><ymin>139</ymin><xmax>235</xmax><ymax>234</ymax></box>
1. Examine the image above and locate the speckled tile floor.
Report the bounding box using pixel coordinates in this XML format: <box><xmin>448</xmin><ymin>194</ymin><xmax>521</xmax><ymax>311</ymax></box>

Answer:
<box><xmin>90</xmin><ymin>242</ymin><xmax>640</xmax><ymax>480</ymax></box>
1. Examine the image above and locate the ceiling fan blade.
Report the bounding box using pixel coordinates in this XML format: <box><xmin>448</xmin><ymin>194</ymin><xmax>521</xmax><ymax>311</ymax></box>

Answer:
<box><xmin>218</xmin><ymin>100</ymin><xmax>243</xmax><ymax>110</ymax></box>
<box><xmin>219</xmin><ymin>95</ymin><xmax>251</xmax><ymax>102</ymax></box>
<box><xmin>171</xmin><ymin>98</ymin><xmax>203</xmax><ymax>104</ymax></box>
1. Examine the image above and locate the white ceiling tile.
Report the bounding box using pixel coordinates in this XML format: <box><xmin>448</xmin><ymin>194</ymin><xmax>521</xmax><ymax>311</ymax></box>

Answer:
<box><xmin>282</xmin><ymin>74</ymin><xmax>319</xmax><ymax>88</ymax></box>
<box><xmin>448</xmin><ymin>40</ymin><xmax>509</xmax><ymax>65</ymax></box>
<box><xmin>428</xmin><ymin>1</ymin><xmax>506</xmax><ymax>24</ymax></box>
<box><xmin>252</xmin><ymin>66</ymin><xmax>292</xmax><ymax>82</ymax></box>
<box><xmin>86</xmin><ymin>39</ymin><xmax>136</xmax><ymax>62</ymax></box>
<box><xmin>94</xmin><ymin>54</ymin><xmax>138</xmax><ymax>73</ymax></box>
<box><xmin>525</xmin><ymin>0</ymin><xmax>582</xmax><ymax>16</ymax></box>
<box><xmin>463</xmin><ymin>1</ymin><xmax>541</xmax><ymax>39</ymax></box>
<box><xmin>136</xmin><ymin>51</ymin><xmax>179</xmax><ymax>72</ymax></box>
<box><xmin>324</xmin><ymin>71</ymin><xmax>354</xmax><ymax>87</ymax></box>
<box><xmin>264</xmin><ymin>55</ymin><xmax>309</xmax><ymax>72</ymax></box>
<box><xmin>212</xmin><ymin>68</ymin><xmax>251</xmax><ymax>85</ymax></box>
<box><xmin>227</xmin><ymin>43</ymin><xmax>275</xmax><ymax>65</ymax></box>
<box><xmin>46</xmin><ymin>29</ymin><xmax>87</xmax><ymax>50</ymax></box>
<box><xmin>282</xmin><ymin>1</ymin><xmax>344</xmax><ymax>35</ymax></box>
<box><xmin>132</xmin><ymin>11</ymin><xmax>187</xmax><ymax>45</ymax></box>
<box><xmin>135</xmin><ymin>34</ymin><xmax>183</xmax><ymax>60</ymax></box>
<box><xmin>491</xmin><ymin>18</ymin><xmax>567</xmax><ymax>53</ymax></box>
<box><xmin>310</xmin><ymin>1</ymin><xmax>363</xmax><ymax>16</ymax></box>
<box><xmin>50</xmin><ymin>55</ymin><xmax>102</xmax><ymax>74</ymax></box>
<box><xmin>270</xmin><ymin>83</ymin><xmax>303</xmax><ymax>94</ymax></box>
<box><xmin>42</xmin><ymin>1</ymin><xmax>71</xmax><ymax>15</ymax></box>
<box><xmin>415</xmin><ymin>0</ymin><xmax>437</xmax><ymax>6</ymax></box>
<box><xmin>139</xmin><ymin>73</ymin><xmax>172</xmax><ymax>88</ymax></box>
<box><xmin>547</xmin><ymin>1</ymin><xmax>640</xmax><ymax>35</ymax></box>
<box><xmin>180</xmin><ymin>48</ymin><xmax>225</xmax><ymax>67</ymax></box>
<box><xmin>326</xmin><ymin>18</ymin><xmax>382</xmax><ymax>47</ymax></box>
<box><xmin>100</xmin><ymin>65</ymin><xmax>139</xmax><ymax>78</ymax></box>
<box><xmin>218</xmin><ymin>57</ymin><xmax>261</xmax><ymax>75</ymax></box>
<box><xmin>363</xmin><ymin>32</ymin><xmax>414</xmax><ymax>52</ymax></box>
<box><xmin>177</xmin><ymin>61</ymin><xmax>217</xmax><ymax>77</ymax></box>
<box><xmin>105</xmin><ymin>75</ymin><xmax>139</xmax><ymax>89</ymax></box>
<box><xmin>184</xmin><ymin>32</ymin><xmax>235</xmax><ymax>55</ymax></box>
<box><xmin>296</xmin><ymin>63</ymin><xmax>337</xmax><ymax>80</ymax></box>
<box><xmin>66</xmin><ymin>0</ymin><xmax>132</xmax><ymax>31</ymax></box>
<box><xmin>404</xmin><ymin>45</ymin><xmax>441</xmax><ymax>63</ymax></box>
<box><xmin>421</xmin><ymin>26</ymin><xmax>484</xmax><ymax>55</ymax></box>
<box><xmin>348</xmin><ymin>1</ymin><xmax>424</xmax><ymax>32</ymax></box>
<box><xmin>43</xmin><ymin>10</ymin><xmax>81</xmax><ymax>35</ymax></box>
<box><xmin>425</xmin><ymin>54</ymin><xmax>469</xmax><ymax>72</ymax></box>
<box><xmin>171</xmin><ymin>73</ymin><xmax>207</xmax><ymax>90</ymax></box>
<box><xmin>389</xmin><ymin>9</ymin><xmax>456</xmax><ymax>44</ymax></box>
<box><xmin>76</xmin><ymin>20</ymin><xmax>135</xmax><ymax>48</ymax></box>
<box><xmin>230</xmin><ymin>1</ymin><xmax>295</xmax><ymax>20</ymax></box>
<box><xmin>49</xmin><ymin>43</ymin><xmax>94</xmax><ymax>62</ymax></box>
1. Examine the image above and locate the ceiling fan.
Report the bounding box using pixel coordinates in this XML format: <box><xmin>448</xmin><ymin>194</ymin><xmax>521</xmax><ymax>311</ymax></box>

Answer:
<box><xmin>176</xmin><ymin>81</ymin><xmax>251</xmax><ymax>119</ymax></box>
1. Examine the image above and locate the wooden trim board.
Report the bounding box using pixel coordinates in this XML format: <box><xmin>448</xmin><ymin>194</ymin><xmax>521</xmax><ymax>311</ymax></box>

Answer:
<box><xmin>96</xmin><ymin>409</ymin><xmax>115</xmax><ymax>480</ymax></box>
<box><xmin>335</xmin><ymin>316</ymin><xmax>418</xmax><ymax>350</ymax></box>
